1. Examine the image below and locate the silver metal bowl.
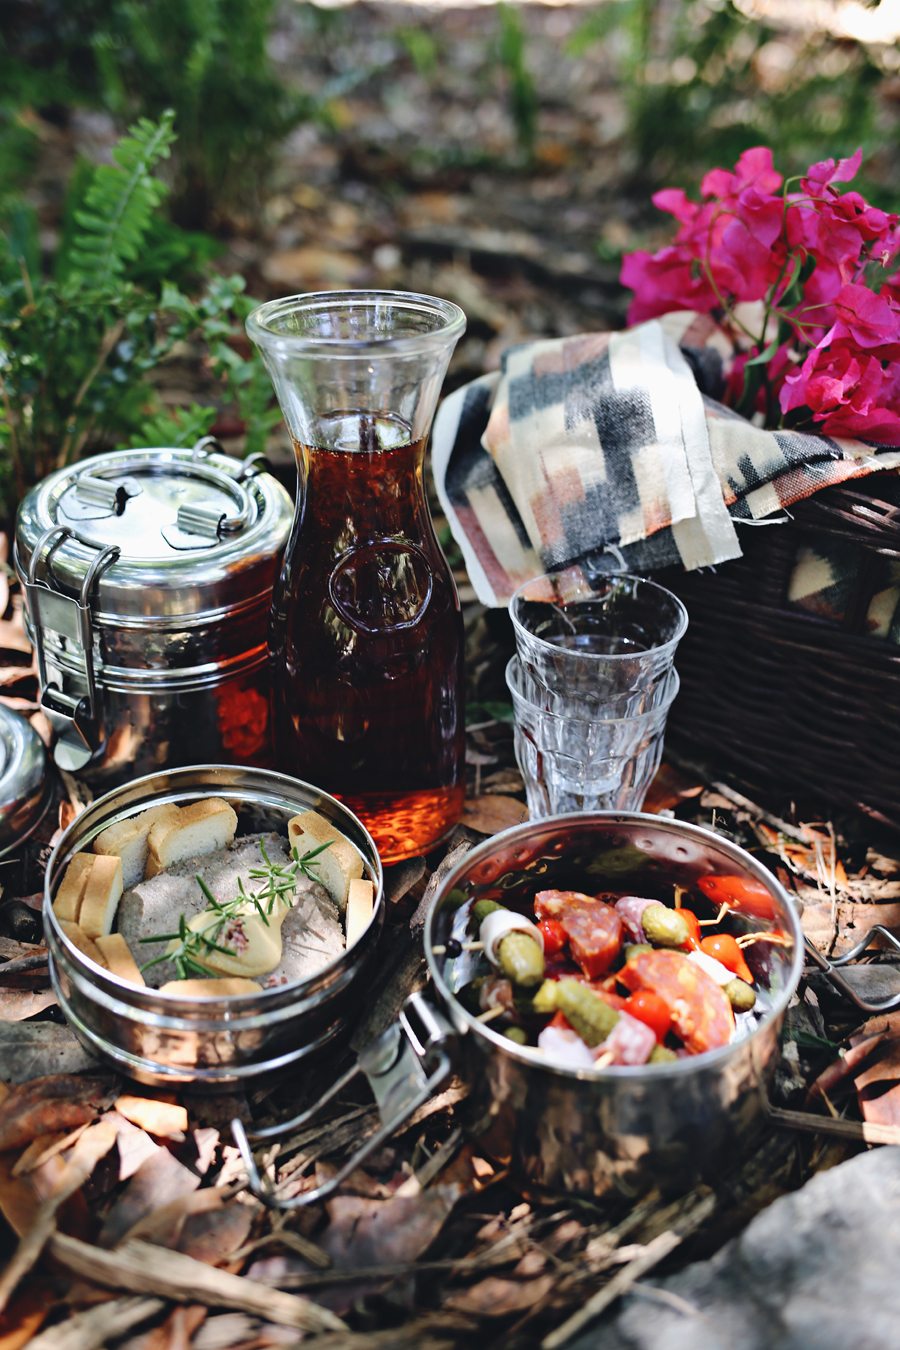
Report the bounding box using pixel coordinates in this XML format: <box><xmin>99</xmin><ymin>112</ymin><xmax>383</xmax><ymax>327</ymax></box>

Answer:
<box><xmin>426</xmin><ymin>812</ymin><xmax>804</xmax><ymax>1198</ymax></box>
<box><xmin>44</xmin><ymin>764</ymin><xmax>384</xmax><ymax>1088</ymax></box>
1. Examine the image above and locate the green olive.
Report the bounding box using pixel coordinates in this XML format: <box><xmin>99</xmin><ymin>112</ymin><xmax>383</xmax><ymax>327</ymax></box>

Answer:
<box><xmin>503</xmin><ymin>1026</ymin><xmax>528</xmax><ymax>1045</ymax></box>
<box><xmin>725</xmin><ymin>978</ymin><xmax>757</xmax><ymax>1013</ymax></box>
<box><xmin>472</xmin><ymin>899</ymin><xmax>504</xmax><ymax>927</ymax></box>
<box><xmin>642</xmin><ymin>904</ymin><xmax>690</xmax><ymax>949</ymax></box>
<box><xmin>649</xmin><ymin>1044</ymin><xmax>678</xmax><ymax>1063</ymax></box>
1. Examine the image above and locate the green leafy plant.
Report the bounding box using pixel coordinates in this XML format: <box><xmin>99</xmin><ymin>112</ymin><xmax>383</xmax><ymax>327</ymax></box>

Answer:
<box><xmin>496</xmin><ymin>3</ymin><xmax>539</xmax><ymax>163</ymax></box>
<box><xmin>568</xmin><ymin>0</ymin><xmax>895</xmax><ymax>210</ymax></box>
<box><xmin>0</xmin><ymin>110</ymin><xmax>277</xmax><ymax>517</ymax></box>
<box><xmin>91</xmin><ymin>0</ymin><xmax>315</xmax><ymax>228</ymax></box>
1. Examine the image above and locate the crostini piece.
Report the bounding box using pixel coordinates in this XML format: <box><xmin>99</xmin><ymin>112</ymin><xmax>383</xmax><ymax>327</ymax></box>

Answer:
<box><xmin>287</xmin><ymin>810</ymin><xmax>363</xmax><ymax>910</ymax></box>
<box><xmin>145</xmin><ymin>798</ymin><xmax>238</xmax><ymax>878</ymax></box>
<box><xmin>79</xmin><ymin>855</ymin><xmax>124</xmax><ymax>938</ymax></box>
<box><xmin>94</xmin><ymin>803</ymin><xmax>180</xmax><ymax>888</ymax></box>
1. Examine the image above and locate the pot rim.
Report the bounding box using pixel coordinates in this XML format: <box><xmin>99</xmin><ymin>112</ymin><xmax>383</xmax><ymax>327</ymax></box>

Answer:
<box><xmin>44</xmin><ymin>763</ymin><xmax>384</xmax><ymax>1007</ymax></box>
<box><xmin>424</xmin><ymin>810</ymin><xmax>804</xmax><ymax>1080</ymax></box>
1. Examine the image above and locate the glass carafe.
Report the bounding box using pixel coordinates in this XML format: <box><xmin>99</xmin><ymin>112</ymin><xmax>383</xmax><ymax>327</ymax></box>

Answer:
<box><xmin>247</xmin><ymin>291</ymin><xmax>466</xmax><ymax>863</ymax></box>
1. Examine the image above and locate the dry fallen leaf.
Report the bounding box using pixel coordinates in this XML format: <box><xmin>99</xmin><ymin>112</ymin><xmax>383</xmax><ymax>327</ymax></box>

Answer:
<box><xmin>0</xmin><ymin>1077</ymin><xmax>111</xmax><ymax>1153</ymax></box>
<box><xmin>446</xmin><ymin>1271</ymin><xmax>555</xmax><ymax>1317</ymax></box>
<box><xmin>100</xmin><ymin>1148</ymin><xmax>202</xmax><ymax>1249</ymax></box>
<box><xmin>852</xmin><ymin>1014</ymin><xmax>900</xmax><ymax>1129</ymax></box>
<box><xmin>461</xmin><ymin>794</ymin><xmax>528</xmax><ymax>836</ymax></box>
<box><xmin>0</xmin><ymin>989</ymin><xmax>57</xmax><ymax>1021</ymax></box>
<box><xmin>114</xmin><ymin>1096</ymin><xmax>189</xmax><ymax>1139</ymax></box>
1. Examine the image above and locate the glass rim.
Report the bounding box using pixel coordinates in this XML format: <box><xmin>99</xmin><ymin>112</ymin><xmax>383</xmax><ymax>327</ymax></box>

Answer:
<box><xmin>508</xmin><ymin>569</ymin><xmax>689</xmax><ymax>662</ymax></box>
<box><xmin>505</xmin><ymin>656</ymin><xmax>679</xmax><ymax>727</ymax></box>
<box><xmin>245</xmin><ymin>289</ymin><xmax>466</xmax><ymax>358</ymax></box>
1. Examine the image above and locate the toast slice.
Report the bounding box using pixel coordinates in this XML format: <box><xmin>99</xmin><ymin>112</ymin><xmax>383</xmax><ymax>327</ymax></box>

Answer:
<box><xmin>58</xmin><ymin>920</ymin><xmax>105</xmax><ymax>966</ymax></box>
<box><xmin>79</xmin><ymin>855</ymin><xmax>124</xmax><ymax>938</ymax></box>
<box><xmin>95</xmin><ymin>933</ymin><xmax>145</xmax><ymax>987</ymax></box>
<box><xmin>146</xmin><ymin>798</ymin><xmax>238</xmax><ymax>878</ymax></box>
<box><xmin>52</xmin><ymin>853</ymin><xmax>94</xmax><ymax>923</ymax></box>
<box><xmin>288</xmin><ymin>810</ymin><xmax>363</xmax><ymax>910</ymax></box>
<box><xmin>94</xmin><ymin>803</ymin><xmax>180</xmax><ymax>888</ymax></box>
<box><xmin>158</xmin><ymin>977</ymin><xmax>262</xmax><ymax>997</ymax></box>
<box><xmin>346</xmin><ymin>877</ymin><xmax>375</xmax><ymax>946</ymax></box>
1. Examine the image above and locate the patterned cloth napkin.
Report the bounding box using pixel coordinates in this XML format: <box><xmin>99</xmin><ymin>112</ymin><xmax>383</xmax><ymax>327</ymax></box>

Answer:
<box><xmin>432</xmin><ymin>313</ymin><xmax>900</xmax><ymax>610</ymax></box>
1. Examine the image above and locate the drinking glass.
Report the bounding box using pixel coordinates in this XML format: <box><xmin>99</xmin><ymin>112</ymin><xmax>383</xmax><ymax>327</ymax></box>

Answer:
<box><xmin>505</xmin><ymin>657</ymin><xmax>680</xmax><ymax>817</ymax></box>
<box><xmin>509</xmin><ymin>567</ymin><xmax>688</xmax><ymax>707</ymax></box>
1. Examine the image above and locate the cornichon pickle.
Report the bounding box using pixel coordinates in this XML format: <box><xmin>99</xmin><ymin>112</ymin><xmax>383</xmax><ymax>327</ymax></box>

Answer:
<box><xmin>555</xmin><ymin>979</ymin><xmax>619</xmax><ymax>1047</ymax></box>
<box><xmin>649</xmin><ymin>1044</ymin><xmax>678</xmax><ymax>1063</ymax></box>
<box><xmin>497</xmin><ymin>932</ymin><xmax>545</xmax><ymax>987</ymax></box>
<box><xmin>503</xmin><ymin>1026</ymin><xmax>528</xmax><ymax>1045</ymax></box>
<box><xmin>472</xmin><ymin>899</ymin><xmax>504</xmax><ymax>926</ymax></box>
<box><xmin>532</xmin><ymin>979</ymin><xmax>559</xmax><ymax>1014</ymax></box>
<box><xmin>724</xmin><ymin>977</ymin><xmax>757</xmax><ymax>1012</ymax></box>
<box><xmin>642</xmin><ymin>904</ymin><xmax>691</xmax><ymax>949</ymax></box>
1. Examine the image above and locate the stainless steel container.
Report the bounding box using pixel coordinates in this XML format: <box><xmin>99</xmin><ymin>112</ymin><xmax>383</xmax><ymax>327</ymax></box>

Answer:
<box><xmin>0</xmin><ymin>704</ymin><xmax>53</xmax><ymax>857</ymax></box>
<box><xmin>15</xmin><ymin>439</ymin><xmax>293</xmax><ymax>784</ymax></box>
<box><xmin>235</xmin><ymin>813</ymin><xmax>803</xmax><ymax>1207</ymax></box>
<box><xmin>44</xmin><ymin>764</ymin><xmax>384</xmax><ymax>1087</ymax></box>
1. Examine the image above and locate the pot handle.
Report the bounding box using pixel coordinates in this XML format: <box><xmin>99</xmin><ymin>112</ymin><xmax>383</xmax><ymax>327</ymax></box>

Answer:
<box><xmin>805</xmin><ymin>932</ymin><xmax>900</xmax><ymax>1013</ymax></box>
<box><xmin>231</xmin><ymin>991</ymin><xmax>456</xmax><ymax>1210</ymax></box>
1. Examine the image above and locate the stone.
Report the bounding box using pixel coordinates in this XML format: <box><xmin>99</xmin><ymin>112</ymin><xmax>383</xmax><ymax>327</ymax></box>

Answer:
<box><xmin>579</xmin><ymin>1148</ymin><xmax>900</xmax><ymax>1350</ymax></box>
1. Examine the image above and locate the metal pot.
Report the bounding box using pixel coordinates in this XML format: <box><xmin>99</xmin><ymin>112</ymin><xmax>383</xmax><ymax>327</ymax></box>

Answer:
<box><xmin>15</xmin><ymin>440</ymin><xmax>292</xmax><ymax>784</ymax></box>
<box><xmin>235</xmin><ymin>812</ymin><xmax>803</xmax><ymax>1206</ymax></box>
<box><xmin>44</xmin><ymin>764</ymin><xmax>384</xmax><ymax>1087</ymax></box>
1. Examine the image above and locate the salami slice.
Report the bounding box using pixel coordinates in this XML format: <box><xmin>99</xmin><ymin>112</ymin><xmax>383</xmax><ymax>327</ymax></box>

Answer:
<box><xmin>534</xmin><ymin>890</ymin><xmax>624</xmax><ymax>978</ymax></box>
<box><xmin>619</xmin><ymin>949</ymin><xmax>734</xmax><ymax>1052</ymax></box>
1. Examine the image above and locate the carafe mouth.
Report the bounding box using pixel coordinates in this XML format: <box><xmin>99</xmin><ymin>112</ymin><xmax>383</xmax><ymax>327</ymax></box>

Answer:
<box><xmin>246</xmin><ymin>290</ymin><xmax>466</xmax><ymax>359</ymax></box>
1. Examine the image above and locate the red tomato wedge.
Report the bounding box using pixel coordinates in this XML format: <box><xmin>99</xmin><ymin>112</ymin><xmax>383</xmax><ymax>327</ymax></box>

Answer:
<box><xmin>626</xmin><ymin>990</ymin><xmax>672</xmax><ymax>1041</ymax></box>
<box><xmin>619</xmin><ymin>949</ymin><xmax>734</xmax><ymax>1053</ymax></box>
<box><xmin>697</xmin><ymin>874</ymin><xmax>776</xmax><ymax>920</ymax></box>
<box><xmin>534</xmin><ymin>890</ymin><xmax>624</xmax><ymax>978</ymax></box>
<box><xmin>538</xmin><ymin>918</ymin><xmax>568</xmax><ymax>957</ymax></box>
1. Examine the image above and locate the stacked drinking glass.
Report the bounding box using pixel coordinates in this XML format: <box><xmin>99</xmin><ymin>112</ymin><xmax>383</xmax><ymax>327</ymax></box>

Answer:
<box><xmin>507</xmin><ymin>569</ymin><xmax>688</xmax><ymax>818</ymax></box>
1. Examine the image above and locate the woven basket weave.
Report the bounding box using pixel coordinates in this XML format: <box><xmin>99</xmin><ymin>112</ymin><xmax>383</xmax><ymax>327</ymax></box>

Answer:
<box><xmin>661</xmin><ymin>472</ymin><xmax>900</xmax><ymax>834</ymax></box>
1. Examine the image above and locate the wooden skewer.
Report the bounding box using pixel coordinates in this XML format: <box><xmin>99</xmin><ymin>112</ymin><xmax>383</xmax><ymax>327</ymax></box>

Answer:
<box><xmin>431</xmin><ymin>941</ymin><xmax>484</xmax><ymax>956</ymax></box>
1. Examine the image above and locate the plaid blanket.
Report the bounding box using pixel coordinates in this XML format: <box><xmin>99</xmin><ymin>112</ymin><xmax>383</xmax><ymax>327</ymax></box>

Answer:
<box><xmin>432</xmin><ymin>314</ymin><xmax>900</xmax><ymax>612</ymax></box>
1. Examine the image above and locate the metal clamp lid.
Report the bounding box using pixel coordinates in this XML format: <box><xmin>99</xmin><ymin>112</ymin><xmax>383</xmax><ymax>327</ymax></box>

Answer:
<box><xmin>25</xmin><ymin>524</ymin><xmax>120</xmax><ymax>772</ymax></box>
<box><xmin>232</xmin><ymin>991</ymin><xmax>455</xmax><ymax>1210</ymax></box>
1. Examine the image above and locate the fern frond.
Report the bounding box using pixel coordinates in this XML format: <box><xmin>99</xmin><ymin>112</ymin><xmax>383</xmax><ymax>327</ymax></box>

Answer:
<box><xmin>68</xmin><ymin>110</ymin><xmax>177</xmax><ymax>283</ymax></box>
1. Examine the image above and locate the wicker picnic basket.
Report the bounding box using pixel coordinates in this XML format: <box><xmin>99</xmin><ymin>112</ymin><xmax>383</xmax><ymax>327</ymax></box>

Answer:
<box><xmin>660</xmin><ymin>471</ymin><xmax>900</xmax><ymax>835</ymax></box>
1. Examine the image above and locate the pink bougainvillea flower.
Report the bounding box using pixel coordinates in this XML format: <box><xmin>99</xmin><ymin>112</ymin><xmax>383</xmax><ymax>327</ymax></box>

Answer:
<box><xmin>701</xmin><ymin>146</ymin><xmax>783</xmax><ymax>203</ymax></box>
<box><xmin>826</xmin><ymin>283</ymin><xmax>900</xmax><ymax>351</ymax></box>
<box><xmin>621</xmin><ymin>245</ymin><xmax>718</xmax><ymax>324</ymax></box>
<box><xmin>801</xmin><ymin>148</ymin><xmax>863</xmax><ymax>195</ymax></box>
<box><xmin>779</xmin><ymin>340</ymin><xmax>900</xmax><ymax>443</ymax></box>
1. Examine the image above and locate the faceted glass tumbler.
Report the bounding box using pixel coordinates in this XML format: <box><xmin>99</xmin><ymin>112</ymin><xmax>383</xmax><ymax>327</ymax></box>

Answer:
<box><xmin>505</xmin><ymin>657</ymin><xmax>679</xmax><ymax>818</ymax></box>
<box><xmin>509</xmin><ymin>568</ymin><xmax>688</xmax><ymax>707</ymax></box>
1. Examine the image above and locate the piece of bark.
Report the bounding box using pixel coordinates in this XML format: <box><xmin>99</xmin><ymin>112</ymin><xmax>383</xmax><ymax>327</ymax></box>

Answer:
<box><xmin>26</xmin><ymin>1297</ymin><xmax>166</xmax><ymax>1350</ymax></box>
<box><xmin>47</xmin><ymin>1233</ymin><xmax>346</xmax><ymax>1333</ymax></box>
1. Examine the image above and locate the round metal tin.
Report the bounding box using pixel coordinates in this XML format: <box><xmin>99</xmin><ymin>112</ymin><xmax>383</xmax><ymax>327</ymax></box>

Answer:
<box><xmin>44</xmin><ymin>765</ymin><xmax>384</xmax><ymax>1087</ymax></box>
<box><xmin>0</xmin><ymin>704</ymin><xmax>52</xmax><ymax>856</ymax></box>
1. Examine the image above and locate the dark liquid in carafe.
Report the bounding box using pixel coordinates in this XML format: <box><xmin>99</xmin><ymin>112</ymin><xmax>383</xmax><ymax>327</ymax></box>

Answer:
<box><xmin>270</xmin><ymin>425</ymin><xmax>465</xmax><ymax>863</ymax></box>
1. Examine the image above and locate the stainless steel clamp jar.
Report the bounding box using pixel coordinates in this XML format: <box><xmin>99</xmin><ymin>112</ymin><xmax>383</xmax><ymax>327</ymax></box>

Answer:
<box><xmin>15</xmin><ymin>439</ymin><xmax>292</xmax><ymax>785</ymax></box>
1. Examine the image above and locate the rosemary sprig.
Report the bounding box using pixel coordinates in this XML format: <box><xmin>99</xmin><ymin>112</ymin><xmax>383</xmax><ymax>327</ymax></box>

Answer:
<box><xmin>139</xmin><ymin>838</ymin><xmax>332</xmax><ymax>977</ymax></box>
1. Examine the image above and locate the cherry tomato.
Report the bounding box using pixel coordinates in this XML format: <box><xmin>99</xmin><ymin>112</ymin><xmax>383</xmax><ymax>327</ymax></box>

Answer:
<box><xmin>620</xmin><ymin>949</ymin><xmax>734</xmax><ymax>1053</ymax></box>
<box><xmin>626</xmin><ymin>990</ymin><xmax>672</xmax><ymax>1041</ymax></box>
<box><xmin>538</xmin><ymin>918</ymin><xmax>568</xmax><ymax>958</ymax></box>
<box><xmin>697</xmin><ymin>874</ymin><xmax>776</xmax><ymax>920</ymax></box>
<box><xmin>677</xmin><ymin>908</ymin><xmax>702</xmax><ymax>949</ymax></box>
<box><xmin>699</xmin><ymin>934</ymin><xmax>754</xmax><ymax>984</ymax></box>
